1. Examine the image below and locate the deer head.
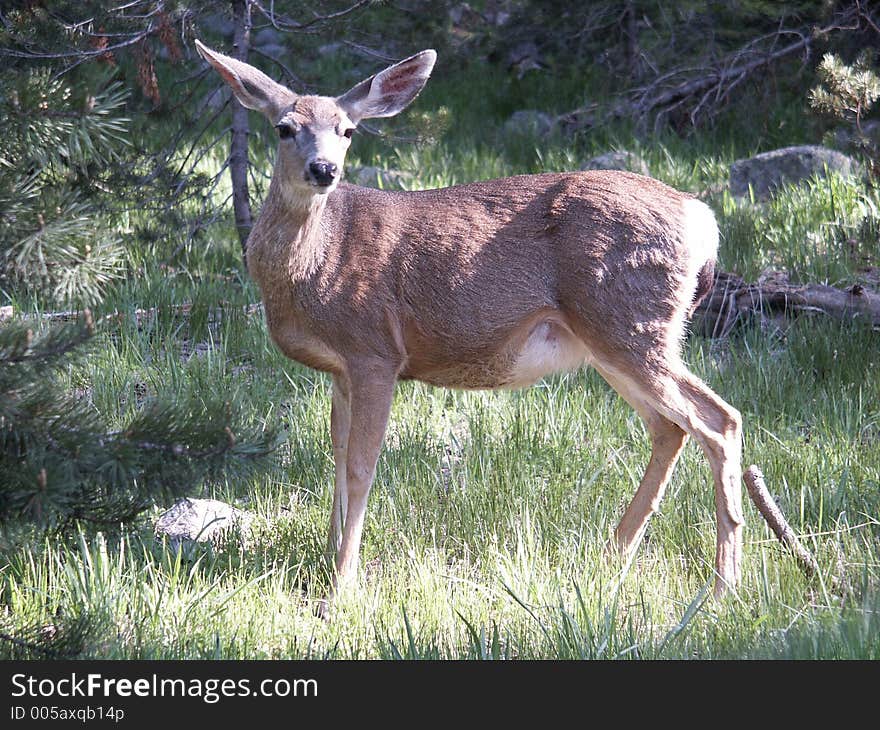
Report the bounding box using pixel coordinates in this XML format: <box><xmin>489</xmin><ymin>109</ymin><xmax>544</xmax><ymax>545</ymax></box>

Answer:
<box><xmin>194</xmin><ymin>40</ymin><xmax>436</xmax><ymax>196</ymax></box>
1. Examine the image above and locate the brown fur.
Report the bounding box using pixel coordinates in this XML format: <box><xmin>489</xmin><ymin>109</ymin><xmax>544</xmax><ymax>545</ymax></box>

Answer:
<box><xmin>249</xmin><ymin>172</ymin><xmax>696</xmax><ymax>389</ymax></box>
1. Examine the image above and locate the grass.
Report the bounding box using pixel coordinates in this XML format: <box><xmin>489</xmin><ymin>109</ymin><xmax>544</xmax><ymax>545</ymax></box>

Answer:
<box><xmin>1</xmin><ymin>59</ymin><xmax>879</xmax><ymax>660</ymax></box>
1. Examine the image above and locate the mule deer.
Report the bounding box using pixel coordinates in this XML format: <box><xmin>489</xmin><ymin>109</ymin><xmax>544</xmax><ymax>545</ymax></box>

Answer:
<box><xmin>195</xmin><ymin>41</ymin><xmax>744</xmax><ymax>605</ymax></box>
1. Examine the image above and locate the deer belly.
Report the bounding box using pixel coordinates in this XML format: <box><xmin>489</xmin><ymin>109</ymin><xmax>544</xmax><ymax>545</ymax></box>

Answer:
<box><xmin>267</xmin><ymin>321</ymin><xmax>344</xmax><ymax>374</ymax></box>
<box><xmin>403</xmin><ymin>314</ymin><xmax>589</xmax><ymax>390</ymax></box>
<box><xmin>506</xmin><ymin>319</ymin><xmax>590</xmax><ymax>388</ymax></box>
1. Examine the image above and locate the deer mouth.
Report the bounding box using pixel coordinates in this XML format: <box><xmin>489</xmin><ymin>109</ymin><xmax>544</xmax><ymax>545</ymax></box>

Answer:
<box><xmin>303</xmin><ymin>172</ymin><xmax>337</xmax><ymax>193</ymax></box>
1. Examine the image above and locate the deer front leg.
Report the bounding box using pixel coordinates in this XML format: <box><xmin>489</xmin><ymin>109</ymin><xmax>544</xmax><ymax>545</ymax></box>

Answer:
<box><xmin>330</xmin><ymin>365</ymin><xmax>397</xmax><ymax>595</ymax></box>
<box><xmin>326</xmin><ymin>374</ymin><xmax>351</xmax><ymax>562</ymax></box>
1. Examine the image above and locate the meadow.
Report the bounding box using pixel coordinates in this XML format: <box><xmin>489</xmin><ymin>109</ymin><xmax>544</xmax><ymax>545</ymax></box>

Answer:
<box><xmin>2</xmin><ymin>58</ymin><xmax>878</xmax><ymax>660</ymax></box>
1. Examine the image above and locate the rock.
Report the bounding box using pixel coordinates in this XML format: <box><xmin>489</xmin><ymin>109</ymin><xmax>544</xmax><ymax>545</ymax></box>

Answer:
<box><xmin>450</xmin><ymin>0</ymin><xmax>510</xmax><ymax>27</ymax></box>
<box><xmin>580</xmin><ymin>150</ymin><xmax>650</xmax><ymax>176</ymax></box>
<box><xmin>506</xmin><ymin>41</ymin><xmax>544</xmax><ymax>77</ymax></box>
<box><xmin>503</xmin><ymin>109</ymin><xmax>555</xmax><ymax>138</ymax></box>
<box><xmin>449</xmin><ymin>3</ymin><xmax>485</xmax><ymax>31</ymax></box>
<box><xmin>182</xmin><ymin>340</ymin><xmax>213</xmax><ymax>362</ymax></box>
<box><xmin>253</xmin><ymin>28</ymin><xmax>282</xmax><ymax>48</ymax></box>
<box><xmin>0</xmin><ymin>305</ymin><xmax>13</xmax><ymax>321</ymax></box>
<box><xmin>830</xmin><ymin>120</ymin><xmax>880</xmax><ymax>151</ymax></box>
<box><xmin>486</xmin><ymin>4</ymin><xmax>511</xmax><ymax>27</ymax></box>
<box><xmin>348</xmin><ymin>166</ymin><xmax>413</xmax><ymax>189</ymax></box>
<box><xmin>729</xmin><ymin>145</ymin><xmax>861</xmax><ymax>199</ymax></box>
<box><xmin>155</xmin><ymin>498</ymin><xmax>253</xmax><ymax>551</ymax></box>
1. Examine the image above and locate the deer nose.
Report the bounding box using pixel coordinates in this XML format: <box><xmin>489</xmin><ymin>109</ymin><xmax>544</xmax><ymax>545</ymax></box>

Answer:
<box><xmin>309</xmin><ymin>161</ymin><xmax>337</xmax><ymax>186</ymax></box>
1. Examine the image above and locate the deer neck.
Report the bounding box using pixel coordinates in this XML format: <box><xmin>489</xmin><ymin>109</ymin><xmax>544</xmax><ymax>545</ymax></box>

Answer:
<box><xmin>253</xmin><ymin>158</ymin><xmax>331</xmax><ymax>284</ymax></box>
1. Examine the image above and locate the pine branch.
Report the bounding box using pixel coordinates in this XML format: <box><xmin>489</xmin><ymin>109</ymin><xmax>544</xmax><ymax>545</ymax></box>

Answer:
<box><xmin>0</xmin><ymin>312</ymin><xmax>94</xmax><ymax>366</ymax></box>
<box><xmin>558</xmin><ymin>4</ymin><xmax>872</xmax><ymax>133</ymax></box>
<box><xmin>0</xmin><ymin>614</ymin><xmax>96</xmax><ymax>660</ymax></box>
<box><xmin>0</xmin><ymin>313</ymin><xmax>282</xmax><ymax>531</ymax></box>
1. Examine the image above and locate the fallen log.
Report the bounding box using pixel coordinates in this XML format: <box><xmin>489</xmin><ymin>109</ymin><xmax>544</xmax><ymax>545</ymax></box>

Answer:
<box><xmin>693</xmin><ymin>270</ymin><xmax>880</xmax><ymax>337</ymax></box>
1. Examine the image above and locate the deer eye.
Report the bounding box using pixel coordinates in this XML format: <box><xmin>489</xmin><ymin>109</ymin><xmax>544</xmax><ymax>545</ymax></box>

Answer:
<box><xmin>343</xmin><ymin>128</ymin><xmax>355</xmax><ymax>139</ymax></box>
<box><xmin>275</xmin><ymin>123</ymin><xmax>295</xmax><ymax>140</ymax></box>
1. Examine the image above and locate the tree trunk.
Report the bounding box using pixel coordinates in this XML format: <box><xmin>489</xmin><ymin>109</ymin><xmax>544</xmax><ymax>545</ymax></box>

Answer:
<box><xmin>230</xmin><ymin>0</ymin><xmax>253</xmax><ymax>259</ymax></box>
<box><xmin>624</xmin><ymin>0</ymin><xmax>639</xmax><ymax>82</ymax></box>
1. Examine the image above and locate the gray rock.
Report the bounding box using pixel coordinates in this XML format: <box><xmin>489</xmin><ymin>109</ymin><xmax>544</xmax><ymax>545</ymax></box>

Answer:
<box><xmin>506</xmin><ymin>41</ymin><xmax>544</xmax><ymax>77</ymax></box>
<box><xmin>348</xmin><ymin>166</ymin><xmax>413</xmax><ymax>189</ymax></box>
<box><xmin>729</xmin><ymin>145</ymin><xmax>861</xmax><ymax>199</ymax></box>
<box><xmin>830</xmin><ymin>120</ymin><xmax>880</xmax><ymax>151</ymax></box>
<box><xmin>155</xmin><ymin>498</ymin><xmax>253</xmax><ymax>551</ymax></box>
<box><xmin>503</xmin><ymin>109</ymin><xmax>555</xmax><ymax>138</ymax></box>
<box><xmin>488</xmin><ymin>8</ymin><xmax>511</xmax><ymax>26</ymax></box>
<box><xmin>581</xmin><ymin>150</ymin><xmax>650</xmax><ymax>176</ymax></box>
<box><xmin>253</xmin><ymin>28</ymin><xmax>282</xmax><ymax>48</ymax></box>
<box><xmin>449</xmin><ymin>3</ymin><xmax>484</xmax><ymax>30</ymax></box>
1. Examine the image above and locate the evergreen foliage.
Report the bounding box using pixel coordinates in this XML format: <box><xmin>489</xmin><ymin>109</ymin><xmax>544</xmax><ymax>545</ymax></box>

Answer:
<box><xmin>0</xmin><ymin>7</ymin><xmax>280</xmax><ymax>538</ymax></box>
<box><xmin>0</xmin><ymin>312</ymin><xmax>280</xmax><ymax>532</ymax></box>
<box><xmin>810</xmin><ymin>50</ymin><xmax>880</xmax><ymax>177</ymax></box>
<box><xmin>0</xmin><ymin>68</ymin><xmax>129</xmax><ymax>306</ymax></box>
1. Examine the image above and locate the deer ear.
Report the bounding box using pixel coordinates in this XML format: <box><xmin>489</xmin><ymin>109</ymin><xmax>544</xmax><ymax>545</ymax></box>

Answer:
<box><xmin>337</xmin><ymin>50</ymin><xmax>436</xmax><ymax>123</ymax></box>
<box><xmin>195</xmin><ymin>40</ymin><xmax>295</xmax><ymax>121</ymax></box>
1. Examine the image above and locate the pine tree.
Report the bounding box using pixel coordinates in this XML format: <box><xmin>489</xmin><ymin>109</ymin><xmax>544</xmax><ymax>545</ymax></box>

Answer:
<box><xmin>0</xmin><ymin>67</ymin><xmax>129</xmax><ymax>307</ymax></box>
<box><xmin>0</xmin><ymin>25</ymin><xmax>280</xmax><ymax>536</ymax></box>
<box><xmin>810</xmin><ymin>51</ymin><xmax>880</xmax><ymax>179</ymax></box>
<box><xmin>0</xmin><ymin>7</ymin><xmax>282</xmax><ymax>659</ymax></box>
<box><xmin>0</xmin><ymin>311</ymin><xmax>280</xmax><ymax>534</ymax></box>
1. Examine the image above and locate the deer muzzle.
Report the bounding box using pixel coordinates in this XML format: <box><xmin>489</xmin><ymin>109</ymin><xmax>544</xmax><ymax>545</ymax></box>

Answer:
<box><xmin>308</xmin><ymin>160</ymin><xmax>338</xmax><ymax>188</ymax></box>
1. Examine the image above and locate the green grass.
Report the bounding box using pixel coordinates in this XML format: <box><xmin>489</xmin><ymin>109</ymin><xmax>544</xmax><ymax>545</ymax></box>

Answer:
<box><xmin>2</xmin><ymin>61</ymin><xmax>879</xmax><ymax>660</ymax></box>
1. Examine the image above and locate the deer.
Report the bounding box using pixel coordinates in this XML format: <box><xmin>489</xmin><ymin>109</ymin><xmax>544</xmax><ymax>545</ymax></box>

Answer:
<box><xmin>194</xmin><ymin>40</ymin><xmax>745</xmax><ymax>611</ymax></box>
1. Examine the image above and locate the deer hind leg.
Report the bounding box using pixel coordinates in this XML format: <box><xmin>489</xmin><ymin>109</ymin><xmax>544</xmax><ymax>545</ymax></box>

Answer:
<box><xmin>616</xmin><ymin>416</ymin><xmax>688</xmax><ymax>554</ymax></box>
<box><xmin>671</xmin><ymin>370</ymin><xmax>744</xmax><ymax>595</ymax></box>
<box><xmin>593</xmin><ymin>358</ymin><xmax>744</xmax><ymax>596</ymax></box>
<box><xmin>326</xmin><ymin>374</ymin><xmax>351</xmax><ymax>562</ymax></box>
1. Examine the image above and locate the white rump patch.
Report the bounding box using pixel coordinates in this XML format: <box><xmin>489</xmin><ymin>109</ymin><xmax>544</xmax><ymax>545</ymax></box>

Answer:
<box><xmin>670</xmin><ymin>198</ymin><xmax>720</xmax><ymax>345</ymax></box>
<box><xmin>681</xmin><ymin>198</ymin><xmax>719</xmax><ymax>273</ymax></box>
